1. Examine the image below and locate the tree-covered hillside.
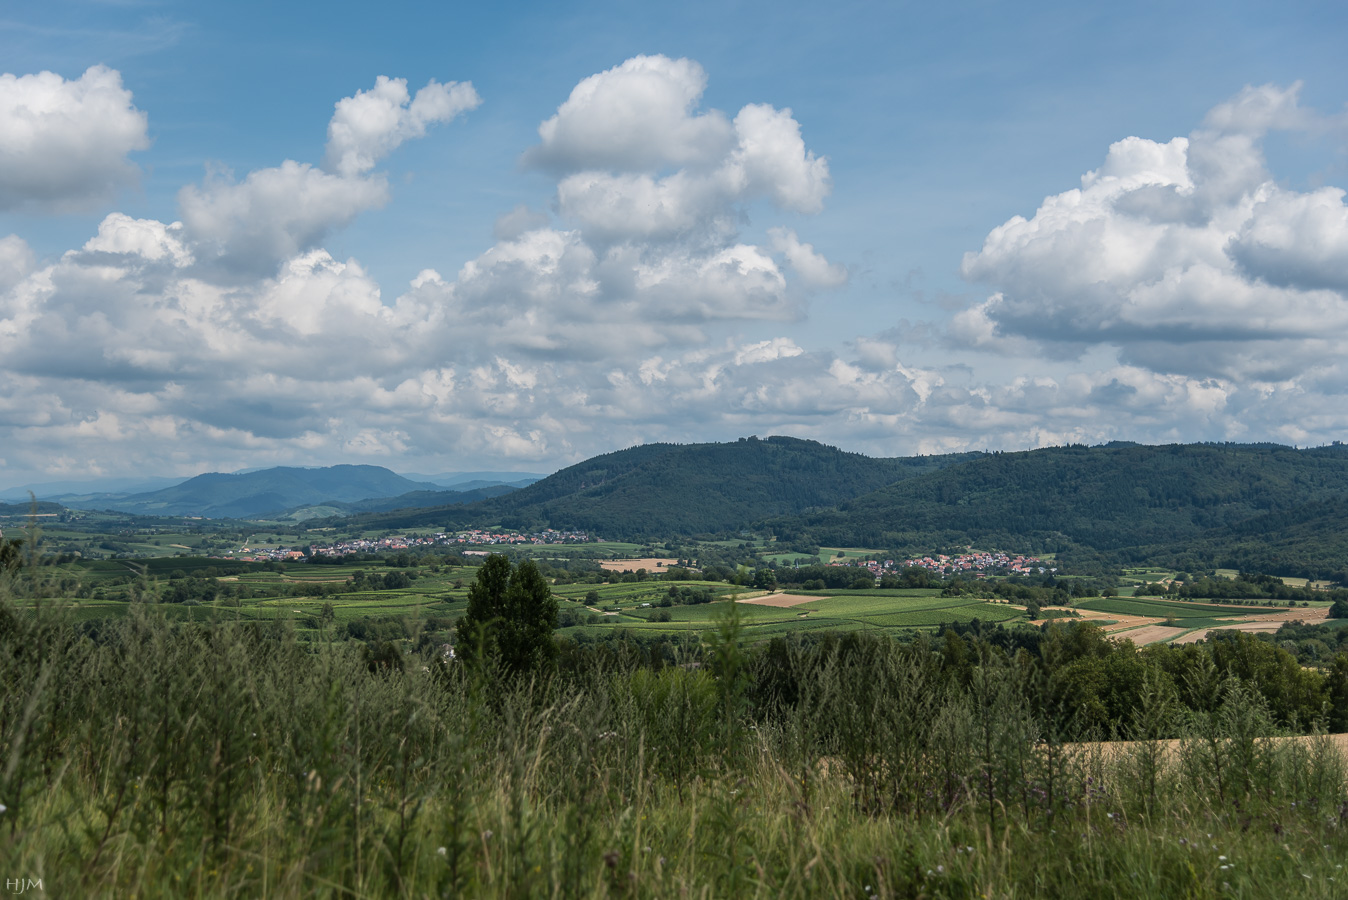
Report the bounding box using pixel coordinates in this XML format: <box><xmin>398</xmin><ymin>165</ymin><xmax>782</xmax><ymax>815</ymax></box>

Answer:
<box><xmin>0</xmin><ymin>499</ymin><xmax>65</xmax><ymax>522</ymax></box>
<box><xmin>336</xmin><ymin>436</ymin><xmax>979</xmax><ymax>536</ymax></box>
<box><xmin>778</xmin><ymin>442</ymin><xmax>1348</xmax><ymax>575</ymax></box>
<box><xmin>1132</xmin><ymin>497</ymin><xmax>1348</xmax><ymax>582</ymax></box>
<box><xmin>278</xmin><ymin>484</ymin><xmax>521</xmax><ymax>519</ymax></box>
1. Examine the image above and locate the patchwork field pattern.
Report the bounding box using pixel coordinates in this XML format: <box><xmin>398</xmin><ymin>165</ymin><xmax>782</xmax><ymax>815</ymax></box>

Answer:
<box><xmin>562</xmin><ymin>588</ymin><xmax>1025</xmax><ymax>637</ymax></box>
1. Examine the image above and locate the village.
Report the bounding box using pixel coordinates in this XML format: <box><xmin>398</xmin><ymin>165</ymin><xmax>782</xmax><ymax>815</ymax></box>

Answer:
<box><xmin>227</xmin><ymin>528</ymin><xmax>595</xmax><ymax>562</ymax></box>
<box><xmin>826</xmin><ymin>549</ymin><xmax>1051</xmax><ymax>578</ymax></box>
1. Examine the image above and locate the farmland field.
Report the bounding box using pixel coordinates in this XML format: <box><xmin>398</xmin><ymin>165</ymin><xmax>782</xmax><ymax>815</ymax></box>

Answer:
<box><xmin>1077</xmin><ymin>596</ymin><xmax>1283</xmax><ymax>618</ymax></box>
<box><xmin>555</xmin><ymin>587</ymin><xmax>1025</xmax><ymax>639</ymax></box>
<box><xmin>597</xmin><ymin>557</ymin><xmax>681</xmax><ymax>572</ymax></box>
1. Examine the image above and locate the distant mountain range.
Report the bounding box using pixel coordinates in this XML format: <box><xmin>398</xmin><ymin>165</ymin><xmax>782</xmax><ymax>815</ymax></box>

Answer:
<box><xmin>0</xmin><ymin>475</ymin><xmax>189</xmax><ymax>503</ymax></box>
<box><xmin>1</xmin><ymin>467</ymin><xmax>546</xmax><ymax>518</ymax></box>
<box><xmin>38</xmin><ymin>465</ymin><xmax>543</xmax><ymax>519</ymax></box>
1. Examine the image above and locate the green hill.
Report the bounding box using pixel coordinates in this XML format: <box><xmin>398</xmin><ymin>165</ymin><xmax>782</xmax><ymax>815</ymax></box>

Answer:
<box><xmin>1134</xmin><ymin>497</ymin><xmax>1348</xmax><ymax>583</ymax></box>
<box><xmin>0</xmin><ymin>500</ymin><xmax>65</xmax><ymax>520</ymax></box>
<box><xmin>331</xmin><ymin>436</ymin><xmax>980</xmax><ymax>536</ymax></box>
<box><xmin>777</xmin><ymin>442</ymin><xmax>1348</xmax><ymax>577</ymax></box>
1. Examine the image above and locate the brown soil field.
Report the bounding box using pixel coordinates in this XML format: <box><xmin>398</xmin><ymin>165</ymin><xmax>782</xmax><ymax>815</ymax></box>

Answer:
<box><xmin>1114</xmin><ymin>624</ymin><xmax>1191</xmax><ymax>645</ymax></box>
<box><xmin>1039</xmin><ymin>603</ymin><xmax>1331</xmax><ymax>646</ymax></box>
<box><xmin>1169</xmin><ymin>606</ymin><xmax>1330</xmax><ymax>644</ymax></box>
<box><xmin>1069</xmin><ymin>732</ymin><xmax>1348</xmax><ymax>762</ymax></box>
<box><xmin>737</xmin><ymin>593</ymin><xmax>824</xmax><ymax>608</ymax></box>
<box><xmin>598</xmin><ymin>558</ymin><xmax>681</xmax><ymax>572</ymax></box>
<box><xmin>813</xmin><ymin>734</ymin><xmax>1348</xmax><ymax>781</ymax></box>
<box><xmin>1221</xmin><ymin>605</ymin><xmax>1330</xmax><ymax>624</ymax></box>
<box><xmin>1170</xmin><ymin>622</ymin><xmax>1285</xmax><ymax>643</ymax></box>
<box><xmin>1042</xmin><ymin>606</ymin><xmax>1163</xmax><ymax>634</ymax></box>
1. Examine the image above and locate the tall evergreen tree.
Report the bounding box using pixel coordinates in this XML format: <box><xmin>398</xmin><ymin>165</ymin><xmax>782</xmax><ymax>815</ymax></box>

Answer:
<box><xmin>455</xmin><ymin>554</ymin><xmax>558</xmax><ymax>676</ymax></box>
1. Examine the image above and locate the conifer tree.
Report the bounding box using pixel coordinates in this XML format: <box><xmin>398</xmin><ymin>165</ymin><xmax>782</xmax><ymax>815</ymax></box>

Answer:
<box><xmin>455</xmin><ymin>554</ymin><xmax>558</xmax><ymax>676</ymax></box>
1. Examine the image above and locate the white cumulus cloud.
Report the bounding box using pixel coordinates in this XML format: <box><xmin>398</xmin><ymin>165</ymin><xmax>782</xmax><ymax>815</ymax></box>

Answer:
<box><xmin>0</xmin><ymin>65</ymin><xmax>149</xmax><ymax>211</ymax></box>
<box><xmin>324</xmin><ymin>75</ymin><xmax>481</xmax><ymax>177</ymax></box>
<box><xmin>179</xmin><ymin>75</ymin><xmax>477</xmax><ymax>278</ymax></box>
<box><xmin>958</xmin><ymin>83</ymin><xmax>1348</xmax><ymax>382</ymax></box>
<box><xmin>525</xmin><ymin>55</ymin><xmax>733</xmax><ymax>173</ymax></box>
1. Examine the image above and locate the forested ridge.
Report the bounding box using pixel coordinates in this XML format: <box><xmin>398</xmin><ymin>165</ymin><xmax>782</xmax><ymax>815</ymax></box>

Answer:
<box><xmin>778</xmin><ymin>442</ymin><xmax>1348</xmax><ymax>577</ymax></box>
<box><xmin>334</xmin><ymin>436</ymin><xmax>979</xmax><ymax>535</ymax></box>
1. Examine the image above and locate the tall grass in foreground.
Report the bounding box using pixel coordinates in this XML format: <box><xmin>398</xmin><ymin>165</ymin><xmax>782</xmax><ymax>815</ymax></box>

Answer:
<box><xmin>1</xmin><ymin>597</ymin><xmax>1346</xmax><ymax>898</ymax></box>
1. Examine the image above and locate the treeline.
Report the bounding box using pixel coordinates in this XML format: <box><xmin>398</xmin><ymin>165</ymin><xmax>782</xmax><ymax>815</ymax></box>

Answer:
<box><xmin>941</xmin><ymin>574</ymin><xmax>1118</xmax><ymax>609</ymax></box>
<box><xmin>1136</xmin><ymin>572</ymin><xmax>1348</xmax><ymax>604</ymax></box>
<box><xmin>549</xmin><ymin>611</ymin><xmax>1348</xmax><ymax>738</ymax></box>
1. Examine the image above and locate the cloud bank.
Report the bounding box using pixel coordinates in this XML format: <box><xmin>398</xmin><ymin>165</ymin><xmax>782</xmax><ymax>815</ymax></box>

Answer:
<box><xmin>1</xmin><ymin>65</ymin><xmax>1347</xmax><ymax>484</ymax></box>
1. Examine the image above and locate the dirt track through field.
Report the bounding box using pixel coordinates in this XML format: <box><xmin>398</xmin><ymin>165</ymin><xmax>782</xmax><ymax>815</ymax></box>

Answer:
<box><xmin>737</xmin><ymin>593</ymin><xmax>824</xmax><ymax>608</ymax></box>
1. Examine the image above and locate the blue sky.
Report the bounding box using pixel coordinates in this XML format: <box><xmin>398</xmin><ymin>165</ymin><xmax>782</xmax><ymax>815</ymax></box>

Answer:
<box><xmin>2</xmin><ymin>0</ymin><xmax>1347</xmax><ymax>486</ymax></box>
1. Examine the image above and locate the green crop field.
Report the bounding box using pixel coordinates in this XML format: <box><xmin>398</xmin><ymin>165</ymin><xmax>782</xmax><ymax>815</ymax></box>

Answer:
<box><xmin>555</xmin><ymin>588</ymin><xmax>1027</xmax><ymax>639</ymax></box>
<box><xmin>1077</xmin><ymin>596</ymin><xmax>1280</xmax><ymax>618</ymax></box>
